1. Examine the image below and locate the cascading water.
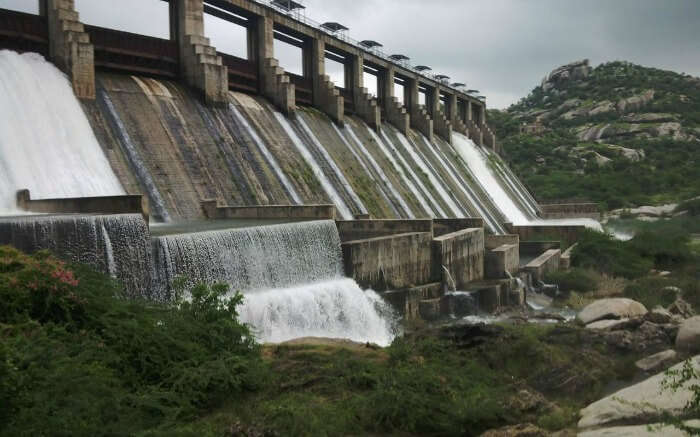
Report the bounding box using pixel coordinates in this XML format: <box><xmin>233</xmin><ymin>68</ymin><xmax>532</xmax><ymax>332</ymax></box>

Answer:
<box><xmin>151</xmin><ymin>220</ymin><xmax>397</xmax><ymax>345</ymax></box>
<box><xmin>0</xmin><ymin>51</ymin><xmax>124</xmax><ymax>214</ymax></box>
<box><xmin>345</xmin><ymin>124</ymin><xmax>414</xmax><ymax>218</ymax></box>
<box><xmin>274</xmin><ymin>112</ymin><xmax>354</xmax><ymax>219</ymax></box>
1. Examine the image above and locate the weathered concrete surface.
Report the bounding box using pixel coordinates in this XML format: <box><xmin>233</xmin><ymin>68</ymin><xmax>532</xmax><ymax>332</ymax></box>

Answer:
<box><xmin>519</xmin><ymin>241</ymin><xmax>561</xmax><ymax>256</ymax></box>
<box><xmin>310</xmin><ymin>39</ymin><xmax>344</xmax><ymax>125</ymax></box>
<box><xmin>539</xmin><ymin>203</ymin><xmax>601</xmax><ymax>220</ymax></box>
<box><xmin>432</xmin><ymin>228</ymin><xmax>484</xmax><ymax>290</ymax></box>
<box><xmin>470</xmin><ymin>279</ymin><xmax>521</xmax><ymax>312</ymax></box>
<box><xmin>382</xmin><ymin>282</ymin><xmax>441</xmax><ymax>320</ymax></box>
<box><xmin>433</xmin><ymin>218</ymin><xmax>485</xmax><ymax>237</ymax></box>
<box><xmin>506</xmin><ymin>224</ymin><xmax>584</xmax><ymax>245</ymax></box>
<box><xmin>523</xmin><ymin>249</ymin><xmax>561</xmax><ymax>282</ymax></box>
<box><xmin>175</xmin><ymin>0</ymin><xmax>228</xmax><ymax>104</ymax></box>
<box><xmin>256</xmin><ymin>15</ymin><xmax>294</xmax><ymax>114</ymax></box>
<box><xmin>578</xmin><ymin>356</ymin><xmax>700</xmax><ymax>429</ymax></box>
<box><xmin>201</xmin><ymin>200</ymin><xmax>335</xmax><ymax>220</ymax></box>
<box><xmin>341</xmin><ymin>232</ymin><xmax>433</xmax><ymax>291</ymax></box>
<box><xmin>676</xmin><ymin>316</ymin><xmax>700</xmax><ymax>353</ymax></box>
<box><xmin>578</xmin><ymin>298</ymin><xmax>648</xmax><ymax>325</ymax></box>
<box><xmin>46</xmin><ymin>0</ymin><xmax>95</xmax><ymax>99</ymax></box>
<box><xmin>560</xmin><ymin>242</ymin><xmax>578</xmax><ymax>270</ymax></box>
<box><xmin>336</xmin><ymin>219</ymin><xmax>433</xmax><ymax>242</ymax></box>
<box><xmin>485</xmin><ymin>243</ymin><xmax>519</xmax><ymax>279</ymax></box>
<box><xmin>16</xmin><ymin>189</ymin><xmax>148</xmax><ymax>222</ymax></box>
<box><xmin>484</xmin><ymin>234</ymin><xmax>519</xmax><ymax>250</ymax></box>
<box><xmin>432</xmin><ymin>108</ymin><xmax>453</xmax><ymax>145</ymax></box>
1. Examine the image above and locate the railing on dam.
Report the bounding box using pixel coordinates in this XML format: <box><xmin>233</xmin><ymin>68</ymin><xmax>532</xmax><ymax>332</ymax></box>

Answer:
<box><xmin>85</xmin><ymin>25</ymin><xmax>179</xmax><ymax>78</ymax></box>
<box><xmin>0</xmin><ymin>8</ymin><xmax>48</xmax><ymax>56</ymax></box>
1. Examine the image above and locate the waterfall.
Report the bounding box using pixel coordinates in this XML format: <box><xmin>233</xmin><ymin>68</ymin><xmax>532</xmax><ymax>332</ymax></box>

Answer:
<box><xmin>296</xmin><ymin>114</ymin><xmax>368</xmax><ymax>216</ymax></box>
<box><xmin>452</xmin><ymin>133</ymin><xmax>531</xmax><ymax>224</ymax></box>
<box><xmin>395</xmin><ymin>132</ymin><xmax>464</xmax><ymax>217</ymax></box>
<box><xmin>151</xmin><ymin>220</ymin><xmax>397</xmax><ymax>345</ymax></box>
<box><xmin>274</xmin><ymin>112</ymin><xmax>353</xmax><ymax>219</ymax></box>
<box><xmin>0</xmin><ymin>50</ymin><xmax>124</xmax><ymax>215</ymax></box>
<box><xmin>228</xmin><ymin>103</ymin><xmax>303</xmax><ymax>205</ymax></box>
<box><xmin>0</xmin><ymin>214</ymin><xmax>152</xmax><ymax>297</ymax></box>
<box><xmin>345</xmin><ymin>124</ymin><xmax>414</xmax><ymax>218</ymax></box>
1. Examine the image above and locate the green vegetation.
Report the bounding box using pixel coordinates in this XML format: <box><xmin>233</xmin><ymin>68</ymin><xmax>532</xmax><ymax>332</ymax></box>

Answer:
<box><xmin>489</xmin><ymin>61</ymin><xmax>700</xmax><ymax>209</ymax></box>
<box><xmin>545</xmin><ymin>268</ymin><xmax>599</xmax><ymax>293</ymax></box>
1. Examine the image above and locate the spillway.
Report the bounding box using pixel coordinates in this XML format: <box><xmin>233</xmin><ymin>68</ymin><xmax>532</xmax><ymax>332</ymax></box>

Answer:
<box><xmin>0</xmin><ymin>51</ymin><xmax>124</xmax><ymax>214</ymax></box>
<box><xmin>151</xmin><ymin>220</ymin><xmax>397</xmax><ymax>345</ymax></box>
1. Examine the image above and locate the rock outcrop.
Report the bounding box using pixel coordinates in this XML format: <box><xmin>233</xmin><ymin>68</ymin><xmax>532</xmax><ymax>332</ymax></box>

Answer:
<box><xmin>676</xmin><ymin>316</ymin><xmax>700</xmax><ymax>353</ymax></box>
<box><xmin>578</xmin><ymin>298</ymin><xmax>648</xmax><ymax>325</ymax></box>
<box><xmin>541</xmin><ymin>59</ymin><xmax>592</xmax><ymax>92</ymax></box>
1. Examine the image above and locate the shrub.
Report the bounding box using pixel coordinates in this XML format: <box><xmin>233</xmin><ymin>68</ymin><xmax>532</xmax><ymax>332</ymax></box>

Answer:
<box><xmin>545</xmin><ymin>269</ymin><xmax>599</xmax><ymax>293</ymax></box>
<box><xmin>572</xmin><ymin>230</ymin><xmax>652</xmax><ymax>279</ymax></box>
<box><xmin>623</xmin><ymin>277</ymin><xmax>680</xmax><ymax>309</ymax></box>
<box><xmin>677</xmin><ymin>198</ymin><xmax>700</xmax><ymax>216</ymax></box>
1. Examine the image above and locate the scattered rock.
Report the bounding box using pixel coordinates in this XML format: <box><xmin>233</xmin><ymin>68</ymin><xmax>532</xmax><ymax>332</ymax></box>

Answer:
<box><xmin>481</xmin><ymin>423</ymin><xmax>548</xmax><ymax>437</ymax></box>
<box><xmin>588</xmin><ymin>100</ymin><xmax>615</xmax><ymax>116</ymax></box>
<box><xmin>578</xmin><ymin>355</ymin><xmax>700</xmax><ymax>429</ymax></box>
<box><xmin>621</xmin><ymin>113</ymin><xmax>678</xmax><ymax>123</ymax></box>
<box><xmin>604</xmin><ymin>144</ymin><xmax>645</xmax><ymax>161</ymax></box>
<box><xmin>676</xmin><ymin>316</ymin><xmax>700</xmax><ymax>353</ymax></box>
<box><xmin>586</xmin><ymin>319</ymin><xmax>630</xmax><ymax>330</ymax></box>
<box><xmin>578</xmin><ymin>298</ymin><xmax>648</xmax><ymax>325</ymax></box>
<box><xmin>634</xmin><ymin>349</ymin><xmax>678</xmax><ymax>373</ymax></box>
<box><xmin>668</xmin><ymin>297</ymin><xmax>695</xmax><ymax>319</ymax></box>
<box><xmin>592</xmin><ymin>151</ymin><xmax>612</xmax><ymax>166</ymax></box>
<box><xmin>617</xmin><ymin>89</ymin><xmax>655</xmax><ymax>113</ymax></box>
<box><xmin>644</xmin><ymin>306</ymin><xmax>673</xmax><ymax>324</ymax></box>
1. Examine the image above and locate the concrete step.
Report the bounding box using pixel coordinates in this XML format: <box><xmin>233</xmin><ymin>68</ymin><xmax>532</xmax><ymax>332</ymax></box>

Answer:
<box><xmin>265</xmin><ymin>58</ymin><xmax>279</xmax><ymax>68</ymax></box>
<box><xmin>186</xmin><ymin>34</ymin><xmax>210</xmax><ymax>47</ymax></box>
<box><xmin>193</xmin><ymin>44</ymin><xmax>217</xmax><ymax>56</ymax></box>
<box><xmin>64</xmin><ymin>31</ymin><xmax>90</xmax><ymax>44</ymax></box>
<box><xmin>56</xmin><ymin>9</ymin><xmax>79</xmax><ymax>21</ymax></box>
<box><xmin>61</xmin><ymin>20</ymin><xmax>84</xmax><ymax>33</ymax></box>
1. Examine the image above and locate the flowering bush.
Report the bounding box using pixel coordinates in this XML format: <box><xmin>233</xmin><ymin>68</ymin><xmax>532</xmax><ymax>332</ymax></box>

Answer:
<box><xmin>0</xmin><ymin>246</ymin><xmax>85</xmax><ymax>325</ymax></box>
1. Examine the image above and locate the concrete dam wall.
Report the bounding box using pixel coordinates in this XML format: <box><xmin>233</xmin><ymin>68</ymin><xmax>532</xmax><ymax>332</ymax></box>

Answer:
<box><xmin>83</xmin><ymin>72</ymin><xmax>510</xmax><ymax>230</ymax></box>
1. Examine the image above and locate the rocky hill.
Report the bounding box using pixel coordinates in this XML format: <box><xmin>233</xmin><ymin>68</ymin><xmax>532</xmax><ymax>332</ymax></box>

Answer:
<box><xmin>489</xmin><ymin>60</ymin><xmax>700</xmax><ymax>209</ymax></box>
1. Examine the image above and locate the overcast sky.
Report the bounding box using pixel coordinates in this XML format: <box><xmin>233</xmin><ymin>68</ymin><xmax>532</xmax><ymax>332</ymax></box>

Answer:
<box><xmin>3</xmin><ymin>0</ymin><xmax>699</xmax><ymax>108</ymax></box>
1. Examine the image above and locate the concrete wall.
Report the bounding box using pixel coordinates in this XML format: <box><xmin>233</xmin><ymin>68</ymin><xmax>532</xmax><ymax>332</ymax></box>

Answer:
<box><xmin>432</xmin><ymin>228</ymin><xmax>484</xmax><ymax>289</ymax></box>
<box><xmin>433</xmin><ymin>109</ymin><xmax>452</xmax><ymax>145</ymax></box>
<box><xmin>485</xmin><ymin>243</ymin><xmax>519</xmax><ymax>279</ymax></box>
<box><xmin>524</xmin><ymin>249</ymin><xmax>561</xmax><ymax>282</ymax></box>
<box><xmin>484</xmin><ymin>234</ymin><xmax>519</xmax><ymax>250</ymax></box>
<box><xmin>201</xmin><ymin>200</ymin><xmax>336</xmax><ymax>220</ymax></box>
<box><xmin>540</xmin><ymin>203</ymin><xmax>601</xmax><ymax>220</ymax></box>
<box><xmin>507</xmin><ymin>224</ymin><xmax>584</xmax><ymax>246</ymax></box>
<box><xmin>336</xmin><ymin>219</ymin><xmax>433</xmax><ymax>242</ymax></box>
<box><xmin>519</xmin><ymin>241</ymin><xmax>561</xmax><ymax>256</ymax></box>
<box><xmin>310</xmin><ymin>39</ymin><xmax>344</xmax><ymax>125</ymax></box>
<box><xmin>433</xmin><ymin>218</ymin><xmax>484</xmax><ymax>237</ymax></box>
<box><xmin>16</xmin><ymin>189</ymin><xmax>148</xmax><ymax>221</ymax></box>
<box><xmin>561</xmin><ymin>243</ymin><xmax>578</xmax><ymax>270</ymax></box>
<box><xmin>382</xmin><ymin>283</ymin><xmax>441</xmax><ymax>320</ymax></box>
<box><xmin>341</xmin><ymin>232</ymin><xmax>433</xmax><ymax>291</ymax></box>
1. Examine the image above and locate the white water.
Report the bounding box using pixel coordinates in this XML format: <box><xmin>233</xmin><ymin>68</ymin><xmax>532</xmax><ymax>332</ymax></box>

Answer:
<box><xmin>483</xmin><ymin>147</ymin><xmax>540</xmax><ymax>217</ymax></box>
<box><xmin>0</xmin><ymin>51</ymin><xmax>124</xmax><ymax>214</ymax></box>
<box><xmin>395</xmin><ymin>132</ymin><xmax>463</xmax><ymax>217</ymax></box>
<box><xmin>379</xmin><ymin>129</ymin><xmax>447</xmax><ymax>218</ymax></box>
<box><xmin>228</xmin><ymin>103</ymin><xmax>303</xmax><ymax>205</ymax></box>
<box><xmin>239</xmin><ymin>278</ymin><xmax>397</xmax><ymax>346</ymax></box>
<box><xmin>345</xmin><ymin>124</ymin><xmax>414</xmax><ymax>218</ymax></box>
<box><xmin>274</xmin><ymin>112</ymin><xmax>353</xmax><ymax>219</ymax></box>
<box><xmin>296</xmin><ymin>115</ymin><xmax>368</xmax><ymax>215</ymax></box>
<box><xmin>419</xmin><ymin>135</ymin><xmax>504</xmax><ymax>233</ymax></box>
<box><xmin>452</xmin><ymin>133</ymin><xmax>531</xmax><ymax>224</ymax></box>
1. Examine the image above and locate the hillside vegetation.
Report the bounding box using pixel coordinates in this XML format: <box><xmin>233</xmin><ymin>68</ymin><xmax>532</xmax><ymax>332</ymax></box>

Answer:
<box><xmin>489</xmin><ymin>60</ymin><xmax>700</xmax><ymax>209</ymax></box>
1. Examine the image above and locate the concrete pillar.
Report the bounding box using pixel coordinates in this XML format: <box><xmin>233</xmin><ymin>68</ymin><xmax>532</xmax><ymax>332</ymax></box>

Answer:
<box><xmin>308</xmin><ymin>39</ymin><xmax>343</xmax><ymax>125</ymax></box>
<box><xmin>446</xmin><ymin>92</ymin><xmax>457</xmax><ymax>125</ymax></box>
<box><xmin>45</xmin><ymin>0</ymin><xmax>95</xmax><ymax>99</ymax></box>
<box><xmin>467</xmin><ymin>100</ymin><xmax>473</xmax><ymax>121</ymax></box>
<box><xmin>478</xmin><ymin>103</ymin><xmax>486</xmax><ymax>128</ymax></box>
<box><xmin>381</xmin><ymin>66</ymin><xmax>395</xmax><ymax>110</ymax></box>
<box><xmin>407</xmin><ymin>78</ymin><xmax>433</xmax><ymax>142</ymax></box>
<box><xmin>348</xmin><ymin>54</ymin><xmax>381</xmax><ymax>129</ymax></box>
<box><xmin>254</xmin><ymin>15</ymin><xmax>295</xmax><ymax>115</ymax></box>
<box><xmin>175</xmin><ymin>0</ymin><xmax>228</xmax><ymax>105</ymax></box>
<box><xmin>427</xmin><ymin>85</ymin><xmax>439</xmax><ymax>117</ymax></box>
<box><xmin>380</xmin><ymin>66</ymin><xmax>409</xmax><ymax>134</ymax></box>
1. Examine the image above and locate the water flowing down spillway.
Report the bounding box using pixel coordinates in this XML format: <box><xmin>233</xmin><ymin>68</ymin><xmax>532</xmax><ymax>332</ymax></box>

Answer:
<box><xmin>152</xmin><ymin>220</ymin><xmax>397</xmax><ymax>345</ymax></box>
<box><xmin>0</xmin><ymin>51</ymin><xmax>124</xmax><ymax>214</ymax></box>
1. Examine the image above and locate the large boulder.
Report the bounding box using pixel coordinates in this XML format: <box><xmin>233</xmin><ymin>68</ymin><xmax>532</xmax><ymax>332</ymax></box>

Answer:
<box><xmin>578</xmin><ymin>355</ymin><xmax>700</xmax><ymax>429</ymax></box>
<box><xmin>676</xmin><ymin>316</ymin><xmax>700</xmax><ymax>353</ymax></box>
<box><xmin>579</xmin><ymin>421</ymin><xmax>700</xmax><ymax>437</ymax></box>
<box><xmin>541</xmin><ymin>59</ymin><xmax>592</xmax><ymax>92</ymax></box>
<box><xmin>668</xmin><ymin>297</ymin><xmax>695</xmax><ymax>319</ymax></box>
<box><xmin>578</xmin><ymin>298</ymin><xmax>648</xmax><ymax>325</ymax></box>
<box><xmin>634</xmin><ymin>349</ymin><xmax>677</xmax><ymax>373</ymax></box>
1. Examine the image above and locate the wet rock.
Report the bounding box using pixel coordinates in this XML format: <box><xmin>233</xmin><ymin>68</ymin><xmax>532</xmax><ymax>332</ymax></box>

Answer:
<box><xmin>668</xmin><ymin>297</ymin><xmax>695</xmax><ymax>319</ymax></box>
<box><xmin>634</xmin><ymin>349</ymin><xmax>677</xmax><ymax>373</ymax></box>
<box><xmin>578</xmin><ymin>355</ymin><xmax>700</xmax><ymax>429</ymax></box>
<box><xmin>676</xmin><ymin>316</ymin><xmax>700</xmax><ymax>353</ymax></box>
<box><xmin>480</xmin><ymin>423</ymin><xmax>548</xmax><ymax>437</ymax></box>
<box><xmin>578</xmin><ymin>298</ymin><xmax>648</xmax><ymax>325</ymax></box>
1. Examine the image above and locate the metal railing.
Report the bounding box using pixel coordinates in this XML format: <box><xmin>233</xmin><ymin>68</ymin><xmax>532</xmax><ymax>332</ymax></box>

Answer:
<box><xmin>250</xmin><ymin>0</ymin><xmax>480</xmax><ymax>100</ymax></box>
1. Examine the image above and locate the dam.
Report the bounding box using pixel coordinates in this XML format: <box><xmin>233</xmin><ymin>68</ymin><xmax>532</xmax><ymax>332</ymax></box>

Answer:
<box><xmin>0</xmin><ymin>0</ymin><xmax>601</xmax><ymax>343</ymax></box>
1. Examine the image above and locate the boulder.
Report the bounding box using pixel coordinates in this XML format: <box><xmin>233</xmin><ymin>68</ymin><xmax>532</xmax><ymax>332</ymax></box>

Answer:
<box><xmin>634</xmin><ymin>349</ymin><xmax>677</xmax><ymax>373</ymax></box>
<box><xmin>621</xmin><ymin>113</ymin><xmax>678</xmax><ymax>123</ymax></box>
<box><xmin>585</xmin><ymin>319</ymin><xmax>630</xmax><ymax>330</ymax></box>
<box><xmin>644</xmin><ymin>306</ymin><xmax>673</xmax><ymax>324</ymax></box>
<box><xmin>668</xmin><ymin>297</ymin><xmax>695</xmax><ymax>319</ymax></box>
<box><xmin>579</xmin><ymin>421</ymin><xmax>700</xmax><ymax>437</ymax></box>
<box><xmin>616</xmin><ymin>89</ymin><xmax>655</xmax><ymax>113</ymax></box>
<box><xmin>480</xmin><ymin>423</ymin><xmax>548</xmax><ymax>437</ymax></box>
<box><xmin>578</xmin><ymin>355</ymin><xmax>700</xmax><ymax>429</ymax></box>
<box><xmin>588</xmin><ymin>100</ymin><xmax>615</xmax><ymax>116</ymax></box>
<box><xmin>604</xmin><ymin>144</ymin><xmax>645</xmax><ymax>162</ymax></box>
<box><xmin>578</xmin><ymin>298</ymin><xmax>648</xmax><ymax>325</ymax></box>
<box><xmin>676</xmin><ymin>316</ymin><xmax>700</xmax><ymax>353</ymax></box>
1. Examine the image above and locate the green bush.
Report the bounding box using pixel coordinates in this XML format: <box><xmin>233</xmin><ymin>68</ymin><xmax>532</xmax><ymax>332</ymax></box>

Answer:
<box><xmin>0</xmin><ymin>246</ymin><xmax>265</xmax><ymax>437</ymax></box>
<box><xmin>623</xmin><ymin>277</ymin><xmax>680</xmax><ymax>309</ymax></box>
<box><xmin>545</xmin><ymin>269</ymin><xmax>599</xmax><ymax>293</ymax></box>
<box><xmin>572</xmin><ymin>230</ymin><xmax>653</xmax><ymax>279</ymax></box>
<box><xmin>677</xmin><ymin>198</ymin><xmax>700</xmax><ymax>216</ymax></box>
